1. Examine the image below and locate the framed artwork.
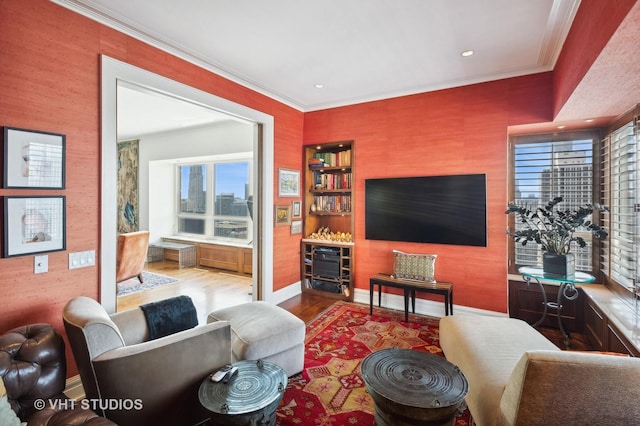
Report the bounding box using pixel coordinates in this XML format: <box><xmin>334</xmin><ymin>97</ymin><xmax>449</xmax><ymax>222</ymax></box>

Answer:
<box><xmin>117</xmin><ymin>140</ymin><xmax>139</xmax><ymax>232</ymax></box>
<box><xmin>2</xmin><ymin>127</ymin><xmax>65</xmax><ymax>189</ymax></box>
<box><xmin>278</xmin><ymin>168</ymin><xmax>300</xmax><ymax>197</ymax></box>
<box><xmin>274</xmin><ymin>205</ymin><xmax>291</xmax><ymax>226</ymax></box>
<box><xmin>291</xmin><ymin>220</ymin><xmax>303</xmax><ymax>235</ymax></box>
<box><xmin>3</xmin><ymin>196</ymin><xmax>66</xmax><ymax>257</ymax></box>
<box><xmin>292</xmin><ymin>201</ymin><xmax>302</xmax><ymax>218</ymax></box>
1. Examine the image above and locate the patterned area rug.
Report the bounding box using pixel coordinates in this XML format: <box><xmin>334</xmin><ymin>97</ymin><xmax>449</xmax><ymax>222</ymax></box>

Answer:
<box><xmin>116</xmin><ymin>271</ymin><xmax>178</xmax><ymax>296</ymax></box>
<box><xmin>276</xmin><ymin>301</ymin><xmax>471</xmax><ymax>425</ymax></box>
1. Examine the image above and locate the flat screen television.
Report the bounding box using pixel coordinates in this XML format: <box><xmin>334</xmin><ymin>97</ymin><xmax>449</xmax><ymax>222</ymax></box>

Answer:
<box><xmin>365</xmin><ymin>174</ymin><xmax>487</xmax><ymax>247</ymax></box>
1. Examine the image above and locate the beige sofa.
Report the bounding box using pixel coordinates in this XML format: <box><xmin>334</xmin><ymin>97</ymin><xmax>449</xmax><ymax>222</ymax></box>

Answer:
<box><xmin>439</xmin><ymin>315</ymin><xmax>640</xmax><ymax>426</ymax></box>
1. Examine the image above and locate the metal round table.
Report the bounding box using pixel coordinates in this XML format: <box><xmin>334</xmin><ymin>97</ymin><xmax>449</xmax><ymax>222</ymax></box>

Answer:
<box><xmin>361</xmin><ymin>347</ymin><xmax>468</xmax><ymax>426</ymax></box>
<box><xmin>199</xmin><ymin>360</ymin><xmax>287</xmax><ymax>426</ymax></box>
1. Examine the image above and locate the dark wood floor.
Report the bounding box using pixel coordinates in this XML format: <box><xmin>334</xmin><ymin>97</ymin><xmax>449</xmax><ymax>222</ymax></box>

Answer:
<box><xmin>126</xmin><ymin>260</ymin><xmax>593</xmax><ymax>350</ymax></box>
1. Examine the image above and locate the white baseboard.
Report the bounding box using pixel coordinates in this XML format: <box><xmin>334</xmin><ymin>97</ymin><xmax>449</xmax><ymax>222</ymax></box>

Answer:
<box><xmin>352</xmin><ymin>287</ymin><xmax>506</xmax><ymax>318</ymax></box>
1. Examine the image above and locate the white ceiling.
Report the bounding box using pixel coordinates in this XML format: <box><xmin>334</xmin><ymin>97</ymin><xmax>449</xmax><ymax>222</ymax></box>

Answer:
<box><xmin>54</xmin><ymin>0</ymin><xmax>580</xmax><ymax>113</ymax></box>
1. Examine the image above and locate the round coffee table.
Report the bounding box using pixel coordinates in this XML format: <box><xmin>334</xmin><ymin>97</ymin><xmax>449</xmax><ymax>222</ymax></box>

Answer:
<box><xmin>198</xmin><ymin>359</ymin><xmax>287</xmax><ymax>426</ymax></box>
<box><xmin>361</xmin><ymin>347</ymin><xmax>468</xmax><ymax>426</ymax></box>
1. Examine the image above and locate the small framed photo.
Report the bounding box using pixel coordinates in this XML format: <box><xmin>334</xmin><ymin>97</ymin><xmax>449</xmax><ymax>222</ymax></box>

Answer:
<box><xmin>292</xmin><ymin>201</ymin><xmax>302</xmax><ymax>218</ymax></box>
<box><xmin>3</xmin><ymin>196</ymin><xmax>66</xmax><ymax>257</ymax></box>
<box><xmin>291</xmin><ymin>220</ymin><xmax>303</xmax><ymax>235</ymax></box>
<box><xmin>278</xmin><ymin>168</ymin><xmax>300</xmax><ymax>197</ymax></box>
<box><xmin>274</xmin><ymin>205</ymin><xmax>291</xmax><ymax>226</ymax></box>
<box><xmin>2</xmin><ymin>127</ymin><xmax>65</xmax><ymax>189</ymax></box>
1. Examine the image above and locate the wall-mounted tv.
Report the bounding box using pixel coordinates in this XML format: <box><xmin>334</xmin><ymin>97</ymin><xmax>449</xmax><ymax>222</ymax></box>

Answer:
<box><xmin>365</xmin><ymin>174</ymin><xmax>487</xmax><ymax>247</ymax></box>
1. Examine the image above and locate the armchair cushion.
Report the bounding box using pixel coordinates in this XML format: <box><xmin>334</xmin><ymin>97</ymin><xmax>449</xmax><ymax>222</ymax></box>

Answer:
<box><xmin>498</xmin><ymin>350</ymin><xmax>640</xmax><ymax>425</ymax></box>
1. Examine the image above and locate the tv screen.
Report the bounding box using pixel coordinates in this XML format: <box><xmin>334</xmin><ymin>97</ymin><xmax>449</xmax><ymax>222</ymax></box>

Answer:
<box><xmin>365</xmin><ymin>174</ymin><xmax>487</xmax><ymax>247</ymax></box>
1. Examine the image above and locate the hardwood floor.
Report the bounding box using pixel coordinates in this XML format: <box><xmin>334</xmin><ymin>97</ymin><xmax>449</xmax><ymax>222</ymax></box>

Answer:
<box><xmin>118</xmin><ymin>260</ymin><xmax>593</xmax><ymax>349</ymax></box>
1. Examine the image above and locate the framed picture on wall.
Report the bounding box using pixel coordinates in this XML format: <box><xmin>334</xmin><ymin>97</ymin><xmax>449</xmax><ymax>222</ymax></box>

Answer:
<box><xmin>292</xmin><ymin>201</ymin><xmax>302</xmax><ymax>218</ymax></box>
<box><xmin>278</xmin><ymin>168</ymin><xmax>300</xmax><ymax>197</ymax></box>
<box><xmin>3</xmin><ymin>196</ymin><xmax>66</xmax><ymax>257</ymax></box>
<box><xmin>2</xmin><ymin>127</ymin><xmax>65</xmax><ymax>189</ymax></box>
<box><xmin>291</xmin><ymin>220</ymin><xmax>303</xmax><ymax>235</ymax></box>
<box><xmin>275</xmin><ymin>205</ymin><xmax>291</xmax><ymax>226</ymax></box>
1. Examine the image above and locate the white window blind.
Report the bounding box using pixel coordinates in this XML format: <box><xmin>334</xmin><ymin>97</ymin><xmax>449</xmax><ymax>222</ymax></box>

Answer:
<box><xmin>511</xmin><ymin>133</ymin><xmax>596</xmax><ymax>271</ymax></box>
<box><xmin>601</xmin><ymin>116</ymin><xmax>639</xmax><ymax>294</ymax></box>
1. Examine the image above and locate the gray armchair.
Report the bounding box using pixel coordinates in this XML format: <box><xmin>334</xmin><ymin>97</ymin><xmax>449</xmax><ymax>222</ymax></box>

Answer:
<box><xmin>62</xmin><ymin>296</ymin><xmax>231</xmax><ymax>426</ymax></box>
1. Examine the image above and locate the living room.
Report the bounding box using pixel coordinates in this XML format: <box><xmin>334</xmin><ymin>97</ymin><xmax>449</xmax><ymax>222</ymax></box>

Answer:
<box><xmin>1</xmin><ymin>0</ymin><xmax>640</xmax><ymax>424</ymax></box>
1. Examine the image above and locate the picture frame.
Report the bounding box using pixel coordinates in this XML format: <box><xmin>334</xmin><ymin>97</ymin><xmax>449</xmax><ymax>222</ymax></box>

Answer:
<box><xmin>3</xmin><ymin>196</ymin><xmax>66</xmax><ymax>257</ymax></box>
<box><xmin>2</xmin><ymin>127</ymin><xmax>65</xmax><ymax>189</ymax></box>
<box><xmin>274</xmin><ymin>205</ymin><xmax>291</xmax><ymax>226</ymax></box>
<box><xmin>278</xmin><ymin>168</ymin><xmax>300</xmax><ymax>197</ymax></box>
<box><xmin>292</xmin><ymin>200</ymin><xmax>302</xmax><ymax>218</ymax></box>
<box><xmin>291</xmin><ymin>220</ymin><xmax>303</xmax><ymax>235</ymax></box>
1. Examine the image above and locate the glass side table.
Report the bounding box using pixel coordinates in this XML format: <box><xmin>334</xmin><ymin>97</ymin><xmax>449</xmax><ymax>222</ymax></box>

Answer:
<box><xmin>519</xmin><ymin>267</ymin><xmax>595</xmax><ymax>348</ymax></box>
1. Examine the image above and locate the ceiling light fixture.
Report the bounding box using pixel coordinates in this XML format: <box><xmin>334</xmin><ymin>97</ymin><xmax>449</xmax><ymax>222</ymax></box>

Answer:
<box><xmin>314</xmin><ymin>84</ymin><xmax>324</xmax><ymax>89</ymax></box>
<box><xmin>557</xmin><ymin>125</ymin><xmax>567</xmax><ymax>129</ymax></box>
<box><xmin>461</xmin><ymin>50</ymin><xmax>474</xmax><ymax>57</ymax></box>
<box><xmin>585</xmin><ymin>118</ymin><xmax>594</xmax><ymax>122</ymax></box>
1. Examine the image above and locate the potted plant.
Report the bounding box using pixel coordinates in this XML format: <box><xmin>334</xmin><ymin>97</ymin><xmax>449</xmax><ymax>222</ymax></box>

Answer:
<box><xmin>505</xmin><ymin>196</ymin><xmax>608</xmax><ymax>276</ymax></box>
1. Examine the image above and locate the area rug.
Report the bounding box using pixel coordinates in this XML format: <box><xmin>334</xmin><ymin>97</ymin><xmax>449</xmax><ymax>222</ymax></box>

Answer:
<box><xmin>116</xmin><ymin>271</ymin><xmax>178</xmax><ymax>296</ymax></box>
<box><xmin>276</xmin><ymin>301</ymin><xmax>471</xmax><ymax>425</ymax></box>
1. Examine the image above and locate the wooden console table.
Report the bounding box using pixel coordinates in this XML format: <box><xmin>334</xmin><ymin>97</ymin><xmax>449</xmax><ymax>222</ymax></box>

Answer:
<box><xmin>369</xmin><ymin>273</ymin><xmax>453</xmax><ymax>321</ymax></box>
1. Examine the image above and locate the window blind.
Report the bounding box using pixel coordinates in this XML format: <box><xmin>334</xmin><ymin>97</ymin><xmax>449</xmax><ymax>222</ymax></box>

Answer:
<box><xmin>511</xmin><ymin>133</ymin><xmax>595</xmax><ymax>271</ymax></box>
<box><xmin>601</xmin><ymin>117</ymin><xmax>639</xmax><ymax>294</ymax></box>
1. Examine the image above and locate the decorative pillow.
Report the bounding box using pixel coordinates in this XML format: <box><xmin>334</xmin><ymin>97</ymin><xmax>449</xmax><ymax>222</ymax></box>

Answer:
<box><xmin>0</xmin><ymin>377</ymin><xmax>22</xmax><ymax>426</ymax></box>
<box><xmin>392</xmin><ymin>250</ymin><xmax>437</xmax><ymax>282</ymax></box>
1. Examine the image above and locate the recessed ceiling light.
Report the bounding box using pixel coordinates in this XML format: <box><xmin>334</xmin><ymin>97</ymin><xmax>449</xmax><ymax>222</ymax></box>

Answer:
<box><xmin>557</xmin><ymin>125</ymin><xmax>567</xmax><ymax>129</ymax></box>
<box><xmin>585</xmin><ymin>118</ymin><xmax>594</xmax><ymax>122</ymax></box>
<box><xmin>461</xmin><ymin>50</ymin><xmax>474</xmax><ymax>57</ymax></box>
<box><xmin>314</xmin><ymin>84</ymin><xmax>324</xmax><ymax>89</ymax></box>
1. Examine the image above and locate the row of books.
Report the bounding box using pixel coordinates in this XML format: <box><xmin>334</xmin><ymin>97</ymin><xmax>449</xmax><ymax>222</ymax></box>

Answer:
<box><xmin>313</xmin><ymin>171</ymin><xmax>352</xmax><ymax>190</ymax></box>
<box><xmin>313</xmin><ymin>195</ymin><xmax>352</xmax><ymax>213</ymax></box>
<box><xmin>311</xmin><ymin>150</ymin><xmax>351</xmax><ymax>167</ymax></box>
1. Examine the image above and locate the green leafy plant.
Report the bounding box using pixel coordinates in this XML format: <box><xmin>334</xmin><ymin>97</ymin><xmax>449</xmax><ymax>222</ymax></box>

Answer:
<box><xmin>505</xmin><ymin>196</ymin><xmax>608</xmax><ymax>255</ymax></box>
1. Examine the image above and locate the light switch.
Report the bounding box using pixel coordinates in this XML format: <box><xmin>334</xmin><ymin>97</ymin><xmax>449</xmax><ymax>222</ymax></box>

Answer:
<box><xmin>35</xmin><ymin>255</ymin><xmax>48</xmax><ymax>274</ymax></box>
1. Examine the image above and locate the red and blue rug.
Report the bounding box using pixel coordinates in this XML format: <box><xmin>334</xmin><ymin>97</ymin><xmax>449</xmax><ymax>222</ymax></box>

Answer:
<box><xmin>276</xmin><ymin>301</ymin><xmax>471</xmax><ymax>425</ymax></box>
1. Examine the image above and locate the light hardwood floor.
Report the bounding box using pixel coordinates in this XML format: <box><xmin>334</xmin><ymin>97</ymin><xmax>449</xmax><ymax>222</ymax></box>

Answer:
<box><xmin>117</xmin><ymin>260</ymin><xmax>254</xmax><ymax>324</ymax></box>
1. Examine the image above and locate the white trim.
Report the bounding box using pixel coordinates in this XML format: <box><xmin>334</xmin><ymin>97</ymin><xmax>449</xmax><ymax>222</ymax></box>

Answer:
<box><xmin>101</xmin><ymin>56</ymin><xmax>274</xmax><ymax>312</ymax></box>
<box><xmin>271</xmin><ymin>281</ymin><xmax>303</xmax><ymax>306</ymax></box>
<box><xmin>352</xmin><ymin>287</ymin><xmax>507</xmax><ymax>319</ymax></box>
<box><xmin>64</xmin><ymin>375</ymin><xmax>85</xmax><ymax>401</ymax></box>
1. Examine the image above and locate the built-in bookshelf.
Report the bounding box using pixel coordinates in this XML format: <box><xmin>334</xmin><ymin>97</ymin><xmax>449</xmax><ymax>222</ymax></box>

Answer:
<box><xmin>301</xmin><ymin>240</ymin><xmax>354</xmax><ymax>301</ymax></box>
<box><xmin>301</xmin><ymin>141</ymin><xmax>355</xmax><ymax>300</ymax></box>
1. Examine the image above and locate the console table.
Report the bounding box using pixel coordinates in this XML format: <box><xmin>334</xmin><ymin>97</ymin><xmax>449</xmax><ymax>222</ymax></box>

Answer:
<box><xmin>519</xmin><ymin>267</ymin><xmax>595</xmax><ymax>348</ymax></box>
<box><xmin>369</xmin><ymin>273</ymin><xmax>453</xmax><ymax>321</ymax></box>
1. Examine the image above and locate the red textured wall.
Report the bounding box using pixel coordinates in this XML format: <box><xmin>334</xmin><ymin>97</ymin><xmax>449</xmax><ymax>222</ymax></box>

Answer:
<box><xmin>304</xmin><ymin>73</ymin><xmax>553</xmax><ymax>313</ymax></box>
<box><xmin>553</xmin><ymin>0</ymin><xmax>636</xmax><ymax>116</ymax></box>
<box><xmin>0</xmin><ymin>0</ymin><xmax>303</xmax><ymax>375</ymax></box>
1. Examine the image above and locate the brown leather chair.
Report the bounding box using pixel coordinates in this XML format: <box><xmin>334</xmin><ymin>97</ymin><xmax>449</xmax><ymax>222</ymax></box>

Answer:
<box><xmin>0</xmin><ymin>323</ymin><xmax>116</xmax><ymax>425</ymax></box>
<box><xmin>115</xmin><ymin>231</ymin><xmax>149</xmax><ymax>283</ymax></box>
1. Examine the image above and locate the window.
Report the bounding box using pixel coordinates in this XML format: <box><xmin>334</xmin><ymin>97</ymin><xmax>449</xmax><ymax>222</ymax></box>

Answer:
<box><xmin>509</xmin><ymin>131</ymin><xmax>599</xmax><ymax>273</ymax></box>
<box><xmin>601</xmin><ymin>110</ymin><xmax>639</xmax><ymax>297</ymax></box>
<box><xmin>177</xmin><ymin>159</ymin><xmax>251</xmax><ymax>242</ymax></box>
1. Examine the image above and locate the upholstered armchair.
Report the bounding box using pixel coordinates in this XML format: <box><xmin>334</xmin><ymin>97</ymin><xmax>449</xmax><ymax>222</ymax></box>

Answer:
<box><xmin>116</xmin><ymin>230</ymin><xmax>149</xmax><ymax>283</ymax></box>
<box><xmin>63</xmin><ymin>296</ymin><xmax>232</xmax><ymax>426</ymax></box>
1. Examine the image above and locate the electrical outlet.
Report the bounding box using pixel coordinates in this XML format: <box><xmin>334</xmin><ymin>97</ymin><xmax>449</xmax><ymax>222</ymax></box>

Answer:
<box><xmin>34</xmin><ymin>255</ymin><xmax>48</xmax><ymax>274</ymax></box>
